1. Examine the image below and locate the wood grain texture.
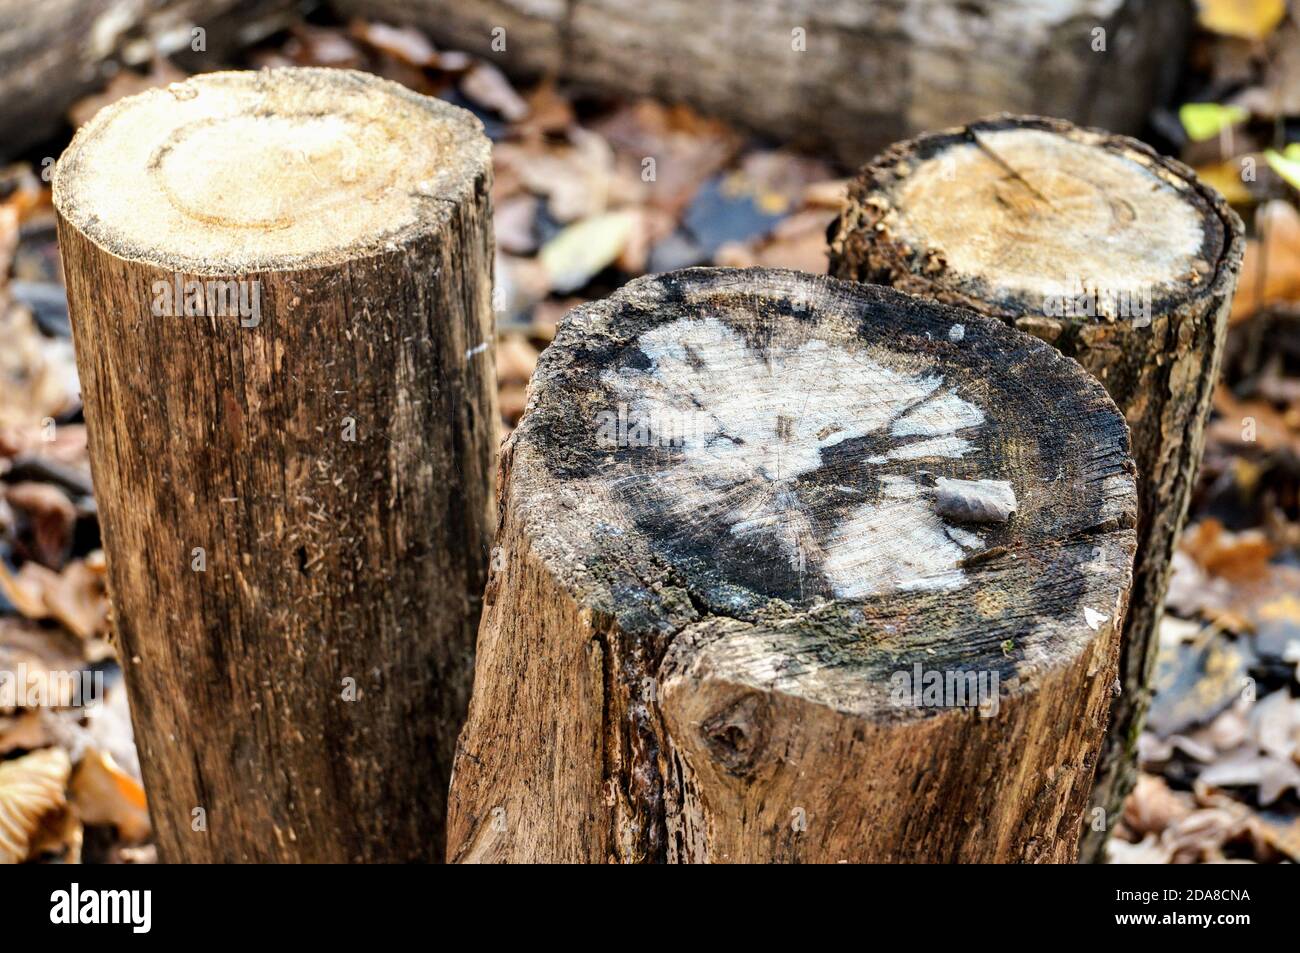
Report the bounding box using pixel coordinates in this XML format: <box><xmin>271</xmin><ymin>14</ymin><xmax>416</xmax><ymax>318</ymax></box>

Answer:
<box><xmin>333</xmin><ymin>0</ymin><xmax>1189</xmax><ymax>166</ymax></box>
<box><xmin>447</xmin><ymin>267</ymin><xmax>1137</xmax><ymax>863</ymax></box>
<box><xmin>53</xmin><ymin>68</ymin><xmax>497</xmax><ymax>862</ymax></box>
<box><xmin>828</xmin><ymin>115</ymin><xmax>1245</xmax><ymax>862</ymax></box>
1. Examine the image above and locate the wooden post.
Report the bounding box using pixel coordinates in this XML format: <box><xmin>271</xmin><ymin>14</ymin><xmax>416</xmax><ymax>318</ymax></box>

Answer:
<box><xmin>52</xmin><ymin>67</ymin><xmax>497</xmax><ymax>862</ymax></box>
<box><xmin>447</xmin><ymin>267</ymin><xmax>1137</xmax><ymax>863</ymax></box>
<box><xmin>827</xmin><ymin>115</ymin><xmax>1245</xmax><ymax>861</ymax></box>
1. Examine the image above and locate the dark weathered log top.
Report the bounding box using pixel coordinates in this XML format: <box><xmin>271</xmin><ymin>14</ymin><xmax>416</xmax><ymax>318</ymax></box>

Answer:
<box><xmin>503</xmin><ymin>267</ymin><xmax>1137</xmax><ymax>720</ymax></box>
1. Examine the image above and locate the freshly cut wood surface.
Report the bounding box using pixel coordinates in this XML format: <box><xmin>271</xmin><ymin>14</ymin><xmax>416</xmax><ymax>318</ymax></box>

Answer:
<box><xmin>829</xmin><ymin>115</ymin><xmax>1245</xmax><ymax>862</ymax></box>
<box><xmin>448</xmin><ymin>267</ymin><xmax>1137</xmax><ymax>863</ymax></box>
<box><xmin>54</xmin><ymin>67</ymin><xmax>497</xmax><ymax>862</ymax></box>
<box><xmin>55</xmin><ymin>67</ymin><xmax>485</xmax><ymax>273</ymax></box>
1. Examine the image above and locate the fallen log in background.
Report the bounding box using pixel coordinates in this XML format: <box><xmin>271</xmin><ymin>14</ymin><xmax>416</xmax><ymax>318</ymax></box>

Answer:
<box><xmin>334</xmin><ymin>0</ymin><xmax>1189</xmax><ymax>166</ymax></box>
<box><xmin>0</xmin><ymin>1</ymin><xmax>1190</xmax><ymax>167</ymax></box>
<box><xmin>828</xmin><ymin>115</ymin><xmax>1245</xmax><ymax>862</ymax></box>
<box><xmin>447</xmin><ymin>267</ymin><xmax>1138</xmax><ymax>863</ymax></box>
<box><xmin>53</xmin><ymin>67</ymin><xmax>497</xmax><ymax>861</ymax></box>
<box><xmin>0</xmin><ymin>0</ymin><xmax>293</xmax><ymax>161</ymax></box>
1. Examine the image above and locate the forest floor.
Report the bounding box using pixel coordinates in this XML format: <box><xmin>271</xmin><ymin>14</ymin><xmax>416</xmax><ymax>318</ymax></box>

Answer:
<box><xmin>1</xmin><ymin>6</ymin><xmax>1298</xmax><ymax>864</ymax></box>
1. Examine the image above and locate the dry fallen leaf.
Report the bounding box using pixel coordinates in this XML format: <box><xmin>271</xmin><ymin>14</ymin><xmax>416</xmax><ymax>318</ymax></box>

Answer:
<box><xmin>1107</xmin><ymin>832</ymin><xmax>1174</xmax><ymax>864</ymax></box>
<box><xmin>592</xmin><ymin>99</ymin><xmax>740</xmax><ymax>215</ymax></box>
<box><xmin>515</xmin><ymin>79</ymin><xmax>575</xmax><ymax>139</ymax></box>
<box><xmin>496</xmin><ymin>129</ymin><xmax>617</xmax><ymax>223</ymax></box>
<box><xmin>461</xmin><ymin>62</ymin><xmax>529</xmax><ymax>122</ymax></box>
<box><xmin>348</xmin><ymin>19</ymin><xmax>438</xmax><ymax>67</ymax></box>
<box><xmin>0</xmin><ymin>199</ymin><xmax>16</xmax><ymax>281</ymax></box>
<box><xmin>495</xmin><ymin>334</ymin><xmax>539</xmax><ymax>386</ymax></box>
<box><xmin>1199</xmin><ymin>746</ymin><xmax>1300</xmax><ymax>805</ymax></box>
<box><xmin>1163</xmin><ymin>807</ymin><xmax>1251</xmax><ymax>863</ymax></box>
<box><xmin>0</xmin><ymin>746</ymin><xmax>70</xmax><ymax>863</ymax></box>
<box><xmin>42</xmin><ymin>558</ymin><xmax>110</xmax><ymax>641</ymax></box>
<box><xmin>70</xmin><ymin>748</ymin><xmax>150</xmax><ymax>843</ymax></box>
<box><xmin>1251</xmin><ymin>688</ymin><xmax>1300</xmax><ymax>761</ymax></box>
<box><xmin>1193</xmin><ymin>160</ymin><xmax>1255</xmax><ymax>206</ymax></box>
<box><xmin>498</xmin><ymin>382</ymin><xmax>528</xmax><ymax>426</ymax></box>
<box><xmin>285</xmin><ymin>23</ymin><xmax>364</xmax><ymax>68</ymax></box>
<box><xmin>27</xmin><ymin>798</ymin><xmax>81</xmax><ymax>864</ymax></box>
<box><xmin>0</xmin><ymin>561</ymin><xmax>55</xmax><ymax>622</ymax></box>
<box><xmin>0</xmin><ymin>709</ymin><xmax>53</xmax><ymax>755</ymax></box>
<box><xmin>0</xmin><ymin>558</ymin><xmax>108</xmax><ymax>639</ymax></box>
<box><xmin>538</xmin><ymin>211</ymin><xmax>637</xmax><ymax>293</ymax></box>
<box><xmin>1181</xmin><ymin>518</ymin><xmax>1275</xmax><ymax>581</ymax></box>
<box><xmin>495</xmin><ymin>253</ymin><xmax>552</xmax><ymax>319</ymax></box>
<box><xmin>802</xmin><ymin>178</ymin><xmax>851</xmax><ymax>210</ymax></box>
<box><xmin>0</xmin><ymin>617</ymin><xmax>88</xmax><ymax>708</ymax></box>
<box><xmin>1123</xmin><ymin>773</ymin><xmax>1196</xmax><ymax>837</ymax></box>
<box><xmin>494</xmin><ymin>194</ymin><xmax>539</xmax><ymax>256</ymax></box>
<box><xmin>1196</xmin><ymin>0</ymin><xmax>1287</xmax><ymax>40</ymax></box>
<box><xmin>1231</xmin><ymin>201</ymin><xmax>1300</xmax><ymax>323</ymax></box>
<box><xmin>0</xmin><ymin>299</ymin><xmax>81</xmax><ymax>430</ymax></box>
<box><xmin>1208</xmin><ymin>385</ymin><xmax>1300</xmax><ymax>456</ymax></box>
<box><xmin>719</xmin><ymin>208</ymin><xmax>837</xmax><ymax>273</ymax></box>
<box><xmin>5</xmin><ymin>481</ymin><xmax>76</xmax><ymax>568</ymax></box>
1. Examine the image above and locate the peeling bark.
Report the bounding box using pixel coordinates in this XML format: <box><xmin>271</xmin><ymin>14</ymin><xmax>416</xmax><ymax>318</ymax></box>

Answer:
<box><xmin>53</xmin><ymin>68</ymin><xmax>497</xmax><ymax>862</ymax></box>
<box><xmin>828</xmin><ymin>115</ymin><xmax>1245</xmax><ymax>862</ymax></box>
<box><xmin>448</xmin><ymin>267</ymin><xmax>1137</xmax><ymax>863</ymax></box>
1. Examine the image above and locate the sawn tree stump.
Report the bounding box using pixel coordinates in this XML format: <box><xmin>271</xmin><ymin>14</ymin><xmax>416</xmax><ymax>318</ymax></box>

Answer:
<box><xmin>448</xmin><ymin>267</ymin><xmax>1137</xmax><ymax>863</ymax></box>
<box><xmin>828</xmin><ymin>115</ymin><xmax>1245</xmax><ymax>862</ymax></box>
<box><xmin>53</xmin><ymin>68</ymin><xmax>497</xmax><ymax>862</ymax></box>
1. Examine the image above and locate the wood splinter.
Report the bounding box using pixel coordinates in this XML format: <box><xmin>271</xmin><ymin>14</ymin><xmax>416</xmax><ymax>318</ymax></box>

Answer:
<box><xmin>933</xmin><ymin>477</ymin><xmax>1017</xmax><ymax>524</ymax></box>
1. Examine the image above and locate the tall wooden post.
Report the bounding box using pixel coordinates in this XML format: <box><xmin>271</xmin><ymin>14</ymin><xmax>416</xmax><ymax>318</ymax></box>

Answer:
<box><xmin>828</xmin><ymin>115</ymin><xmax>1245</xmax><ymax>861</ymax></box>
<box><xmin>447</xmin><ymin>268</ymin><xmax>1137</xmax><ymax>863</ymax></box>
<box><xmin>53</xmin><ymin>67</ymin><xmax>497</xmax><ymax>862</ymax></box>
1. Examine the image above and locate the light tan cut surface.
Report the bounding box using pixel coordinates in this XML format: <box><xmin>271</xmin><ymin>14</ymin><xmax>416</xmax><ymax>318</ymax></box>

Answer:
<box><xmin>894</xmin><ymin>128</ymin><xmax>1207</xmax><ymax>302</ymax></box>
<box><xmin>54</xmin><ymin>68</ymin><xmax>487</xmax><ymax>274</ymax></box>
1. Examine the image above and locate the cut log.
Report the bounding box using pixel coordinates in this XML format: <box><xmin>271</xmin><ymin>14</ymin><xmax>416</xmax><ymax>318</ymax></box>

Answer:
<box><xmin>0</xmin><ymin>0</ymin><xmax>293</xmax><ymax>161</ymax></box>
<box><xmin>53</xmin><ymin>67</ymin><xmax>497</xmax><ymax>862</ymax></box>
<box><xmin>333</xmin><ymin>0</ymin><xmax>1190</xmax><ymax>166</ymax></box>
<box><xmin>828</xmin><ymin>115</ymin><xmax>1245</xmax><ymax>862</ymax></box>
<box><xmin>447</xmin><ymin>267</ymin><xmax>1137</xmax><ymax>863</ymax></box>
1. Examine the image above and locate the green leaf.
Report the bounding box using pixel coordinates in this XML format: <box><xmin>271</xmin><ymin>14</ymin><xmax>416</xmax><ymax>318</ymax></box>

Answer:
<box><xmin>1264</xmin><ymin>147</ymin><xmax>1300</xmax><ymax>191</ymax></box>
<box><xmin>1179</xmin><ymin>102</ymin><xmax>1248</xmax><ymax>142</ymax></box>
